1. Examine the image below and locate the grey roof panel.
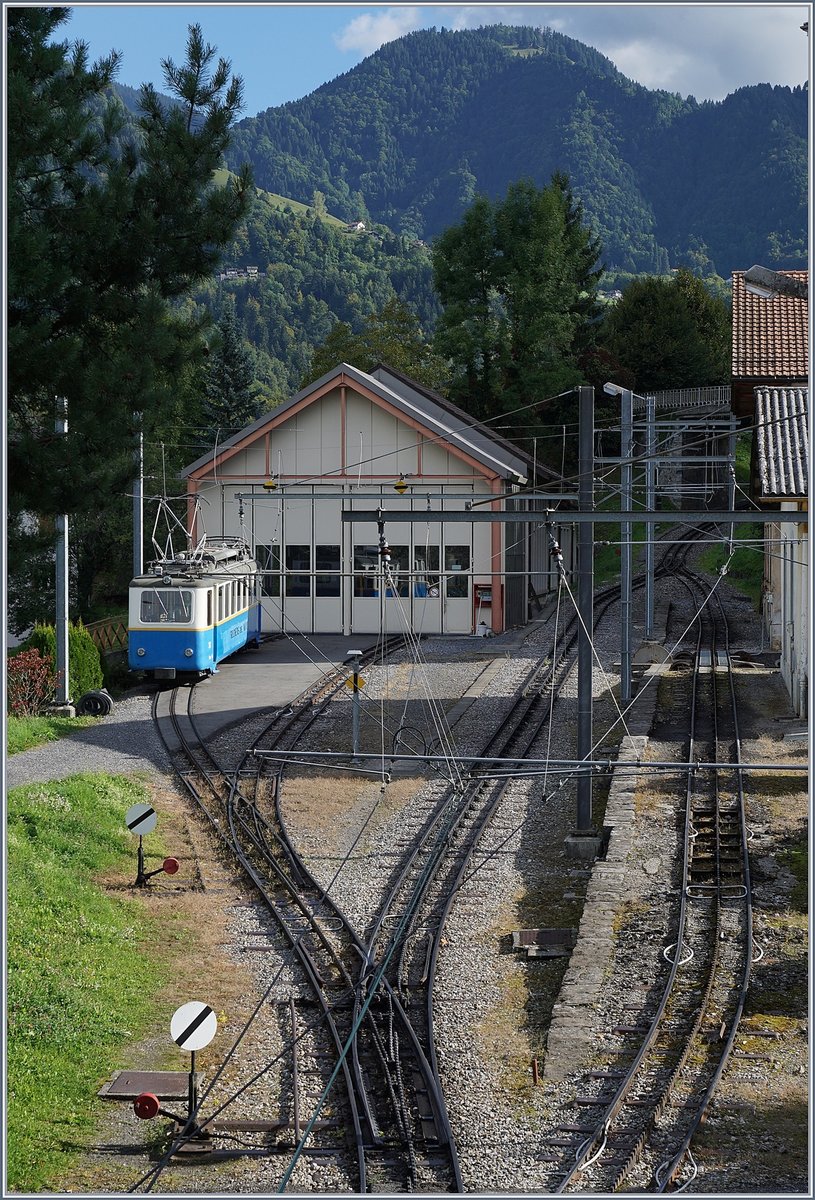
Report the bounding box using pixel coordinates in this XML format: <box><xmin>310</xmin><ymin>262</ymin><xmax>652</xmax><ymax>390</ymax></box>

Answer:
<box><xmin>755</xmin><ymin>386</ymin><xmax>809</xmax><ymax>498</ymax></box>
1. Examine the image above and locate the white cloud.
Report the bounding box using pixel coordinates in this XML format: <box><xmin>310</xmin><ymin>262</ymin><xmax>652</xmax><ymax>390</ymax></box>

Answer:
<box><xmin>334</xmin><ymin>7</ymin><xmax>424</xmax><ymax>55</ymax></box>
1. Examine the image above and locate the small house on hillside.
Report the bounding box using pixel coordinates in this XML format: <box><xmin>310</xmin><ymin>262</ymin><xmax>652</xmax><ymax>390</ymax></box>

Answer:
<box><xmin>181</xmin><ymin>363</ymin><xmax>571</xmax><ymax>638</ymax></box>
<box><xmin>731</xmin><ymin>269</ymin><xmax>809</xmax><ymax>716</ymax></box>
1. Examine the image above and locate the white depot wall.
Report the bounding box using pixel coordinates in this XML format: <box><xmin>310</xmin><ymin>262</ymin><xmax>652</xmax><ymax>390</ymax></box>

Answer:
<box><xmin>187</xmin><ymin>380</ymin><xmax>515</xmax><ymax>636</ymax></box>
<box><xmin>346</xmin><ymin>391</ymin><xmax>421</xmax><ymax>479</ymax></box>
<box><xmin>422</xmin><ymin>435</ymin><xmax>480</xmax><ymax>478</ymax></box>
<box><xmin>269</xmin><ymin>393</ymin><xmax>342</xmax><ymax>479</ymax></box>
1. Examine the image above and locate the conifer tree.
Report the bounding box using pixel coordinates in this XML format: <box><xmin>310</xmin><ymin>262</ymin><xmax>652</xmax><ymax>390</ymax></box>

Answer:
<box><xmin>431</xmin><ymin>176</ymin><xmax>603</xmax><ymax>427</ymax></box>
<box><xmin>202</xmin><ymin>296</ymin><xmax>261</xmax><ymax>443</ymax></box>
<box><xmin>7</xmin><ymin>10</ymin><xmax>252</xmax><ymax>628</ymax></box>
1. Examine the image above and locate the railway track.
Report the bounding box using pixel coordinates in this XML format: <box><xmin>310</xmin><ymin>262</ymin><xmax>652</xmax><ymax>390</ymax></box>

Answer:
<box><xmin>142</xmin><ymin>528</ymin><xmax>757</xmax><ymax>1194</ymax></box>
<box><xmin>545</xmin><ymin>563</ymin><xmax>753</xmax><ymax>1194</ymax></box>
<box><xmin>152</xmin><ymin>636</ymin><xmax>465</xmax><ymax>1192</ymax></box>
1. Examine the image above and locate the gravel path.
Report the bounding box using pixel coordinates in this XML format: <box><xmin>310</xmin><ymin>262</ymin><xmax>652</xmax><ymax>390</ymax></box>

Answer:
<box><xmin>6</xmin><ymin>692</ymin><xmax>171</xmax><ymax>788</ymax></box>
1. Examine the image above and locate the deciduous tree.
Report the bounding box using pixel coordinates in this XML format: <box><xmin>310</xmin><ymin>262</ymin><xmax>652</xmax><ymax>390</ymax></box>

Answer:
<box><xmin>600</xmin><ymin>268</ymin><xmax>730</xmax><ymax>393</ymax></box>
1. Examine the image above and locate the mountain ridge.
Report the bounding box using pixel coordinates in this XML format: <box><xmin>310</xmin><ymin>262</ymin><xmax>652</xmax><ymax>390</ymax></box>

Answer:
<box><xmin>217</xmin><ymin>24</ymin><xmax>806</xmax><ymax>277</ymax></box>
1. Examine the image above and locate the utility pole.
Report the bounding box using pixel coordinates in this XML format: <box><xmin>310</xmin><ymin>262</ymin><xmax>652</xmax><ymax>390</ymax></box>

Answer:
<box><xmin>602</xmin><ymin>383</ymin><xmax>634</xmax><ymax>706</ymax></box>
<box><xmin>134</xmin><ymin>413</ymin><xmax>144</xmax><ymax>577</ymax></box>
<box><xmin>644</xmin><ymin>395</ymin><xmax>656</xmax><ymax>641</ymax></box>
<box><xmin>570</xmin><ymin>384</ymin><xmax>599</xmax><ymax>851</ymax></box>
<box><xmin>620</xmin><ymin>387</ymin><xmax>633</xmax><ymax>704</ymax></box>
<box><xmin>346</xmin><ymin>650</ymin><xmax>363</xmax><ymax>762</ymax></box>
<box><xmin>55</xmin><ymin>398</ymin><xmax>72</xmax><ymax>711</ymax></box>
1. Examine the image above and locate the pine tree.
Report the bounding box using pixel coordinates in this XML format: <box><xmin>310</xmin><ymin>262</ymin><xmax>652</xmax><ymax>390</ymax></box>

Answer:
<box><xmin>202</xmin><ymin>296</ymin><xmax>261</xmax><ymax>442</ymax></box>
<box><xmin>7</xmin><ymin>11</ymin><xmax>252</xmax><ymax>628</ymax></box>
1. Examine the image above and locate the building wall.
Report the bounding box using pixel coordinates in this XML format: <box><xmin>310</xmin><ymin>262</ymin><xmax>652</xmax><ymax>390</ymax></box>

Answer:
<box><xmin>188</xmin><ymin>382</ymin><xmax>510</xmax><ymax>636</ymax></box>
<box><xmin>763</xmin><ymin>509</ymin><xmax>808</xmax><ymax>717</ymax></box>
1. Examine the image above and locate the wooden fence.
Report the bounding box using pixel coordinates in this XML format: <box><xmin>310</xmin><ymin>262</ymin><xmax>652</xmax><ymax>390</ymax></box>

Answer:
<box><xmin>84</xmin><ymin>615</ymin><xmax>128</xmax><ymax>655</ymax></box>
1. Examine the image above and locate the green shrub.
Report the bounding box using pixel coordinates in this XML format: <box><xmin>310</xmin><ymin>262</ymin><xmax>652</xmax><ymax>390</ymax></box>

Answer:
<box><xmin>23</xmin><ymin>622</ymin><xmax>103</xmax><ymax>702</ymax></box>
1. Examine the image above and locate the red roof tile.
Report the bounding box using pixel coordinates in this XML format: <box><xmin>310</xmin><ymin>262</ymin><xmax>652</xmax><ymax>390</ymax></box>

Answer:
<box><xmin>731</xmin><ymin>270</ymin><xmax>809</xmax><ymax>380</ymax></box>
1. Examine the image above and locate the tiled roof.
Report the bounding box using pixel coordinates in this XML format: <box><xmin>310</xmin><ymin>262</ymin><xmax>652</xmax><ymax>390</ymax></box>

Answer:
<box><xmin>732</xmin><ymin>270</ymin><xmax>809</xmax><ymax>380</ymax></box>
<box><xmin>754</xmin><ymin>386</ymin><xmax>809</xmax><ymax>499</ymax></box>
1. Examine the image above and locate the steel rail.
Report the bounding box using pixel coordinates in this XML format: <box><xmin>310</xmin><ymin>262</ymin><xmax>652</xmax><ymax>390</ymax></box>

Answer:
<box><xmin>553</xmin><ymin>563</ymin><xmax>754</xmax><ymax>1193</ymax></box>
<box><xmin>652</xmin><ymin>572</ymin><xmax>754</xmax><ymax>1192</ymax></box>
<box><xmin>243</xmin><ymin>636</ymin><xmax>463</xmax><ymax>1192</ymax></box>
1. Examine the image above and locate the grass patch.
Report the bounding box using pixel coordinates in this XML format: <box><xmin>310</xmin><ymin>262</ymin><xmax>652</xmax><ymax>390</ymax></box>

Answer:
<box><xmin>7</xmin><ymin>714</ymin><xmax>99</xmax><ymax>756</ymax></box>
<box><xmin>697</xmin><ymin>521</ymin><xmax>763</xmax><ymax>605</ymax></box>
<box><xmin>6</xmin><ymin>775</ymin><xmax>172</xmax><ymax>1191</ymax></box>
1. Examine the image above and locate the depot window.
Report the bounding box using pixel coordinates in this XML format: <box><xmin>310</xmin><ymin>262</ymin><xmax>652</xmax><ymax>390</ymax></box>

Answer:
<box><xmin>256</xmin><ymin>545</ymin><xmax>280</xmax><ymax>597</ymax></box>
<box><xmin>286</xmin><ymin>545</ymin><xmax>311</xmax><ymax>596</ymax></box>
<box><xmin>140</xmin><ymin>589</ymin><xmax>193</xmax><ymax>623</ymax></box>
<box><xmin>445</xmin><ymin>546</ymin><xmax>470</xmax><ymax>598</ymax></box>
<box><xmin>315</xmin><ymin>545</ymin><xmax>341</xmax><ymax>597</ymax></box>
<box><xmin>413</xmin><ymin>546</ymin><xmax>440</xmax><ymax>597</ymax></box>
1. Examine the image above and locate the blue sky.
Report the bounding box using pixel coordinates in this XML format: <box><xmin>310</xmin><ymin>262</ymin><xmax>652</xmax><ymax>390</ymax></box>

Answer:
<box><xmin>59</xmin><ymin>3</ymin><xmax>811</xmax><ymax>119</ymax></box>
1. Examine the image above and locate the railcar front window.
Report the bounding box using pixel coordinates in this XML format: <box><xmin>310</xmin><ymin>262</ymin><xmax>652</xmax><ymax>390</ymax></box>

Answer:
<box><xmin>140</xmin><ymin>589</ymin><xmax>193</xmax><ymax>623</ymax></box>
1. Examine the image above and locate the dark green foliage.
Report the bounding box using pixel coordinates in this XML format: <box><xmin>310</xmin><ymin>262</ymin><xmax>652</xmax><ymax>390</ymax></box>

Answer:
<box><xmin>302</xmin><ymin>296</ymin><xmax>447</xmax><ymax>390</ymax></box>
<box><xmin>7</xmin><ymin>11</ymin><xmax>251</xmax><ymax>629</ymax></box>
<box><xmin>22</xmin><ymin>622</ymin><xmax>104</xmax><ymax>703</ymax></box>
<box><xmin>432</xmin><ymin>175</ymin><xmax>602</xmax><ymax>435</ymax></box>
<box><xmin>600</xmin><ymin>267</ymin><xmax>731</xmax><ymax>392</ymax></box>
<box><xmin>202</xmin><ymin>295</ymin><xmax>262</xmax><ymax>442</ymax></box>
<box><xmin>223</xmin><ymin>24</ymin><xmax>806</xmax><ymax>278</ymax></box>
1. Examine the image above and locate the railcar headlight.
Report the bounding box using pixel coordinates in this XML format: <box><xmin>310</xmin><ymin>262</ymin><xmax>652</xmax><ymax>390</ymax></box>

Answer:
<box><xmin>136</xmin><ymin>647</ymin><xmax>146</xmax><ymax>657</ymax></box>
<box><xmin>184</xmin><ymin>648</ymin><xmax>193</xmax><ymax>657</ymax></box>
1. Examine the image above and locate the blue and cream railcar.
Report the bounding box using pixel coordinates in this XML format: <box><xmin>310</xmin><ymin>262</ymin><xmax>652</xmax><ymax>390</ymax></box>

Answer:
<box><xmin>128</xmin><ymin>539</ymin><xmax>262</xmax><ymax>679</ymax></box>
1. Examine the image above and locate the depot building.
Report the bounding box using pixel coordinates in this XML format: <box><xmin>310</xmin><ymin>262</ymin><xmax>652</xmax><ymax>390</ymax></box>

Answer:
<box><xmin>182</xmin><ymin>363</ymin><xmax>572</xmax><ymax>637</ymax></box>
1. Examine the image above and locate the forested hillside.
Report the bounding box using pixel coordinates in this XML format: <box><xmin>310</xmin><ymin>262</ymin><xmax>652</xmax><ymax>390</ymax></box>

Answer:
<box><xmin>183</xmin><ymin>184</ymin><xmax>438</xmax><ymax>400</ymax></box>
<box><xmin>223</xmin><ymin>24</ymin><xmax>808</xmax><ymax>277</ymax></box>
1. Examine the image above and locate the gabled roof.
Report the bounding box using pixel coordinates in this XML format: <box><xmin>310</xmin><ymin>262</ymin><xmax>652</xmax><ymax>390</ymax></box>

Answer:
<box><xmin>732</xmin><ymin>270</ymin><xmax>809</xmax><ymax>381</ymax></box>
<box><xmin>370</xmin><ymin>364</ymin><xmax>563</xmax><ymax>485</ymax></box>
<box><xmin>183</xmin><ymin>362</ymin><xmax>533</xmax><ymax>483</ymax></box>
<box><xmin>754</xmin><ymin>386</ymin><xmax>809</xmax><ymax>500</ymax></box>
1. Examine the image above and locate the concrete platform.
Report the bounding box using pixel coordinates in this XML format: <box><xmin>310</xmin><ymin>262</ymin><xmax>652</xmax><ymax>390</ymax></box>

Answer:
<box><xmin>188</xmin><ymin>634</ymin><xmax>381</xmax><ymax>740</ymax></box>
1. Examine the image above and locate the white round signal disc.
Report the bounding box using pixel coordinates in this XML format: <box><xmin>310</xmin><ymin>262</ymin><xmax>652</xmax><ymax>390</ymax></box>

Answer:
<box><xmin>170</xmin><ymin>1001</ymin><xmax>217</xmax><ymax>1051</ymax></box>
<box><xmin>125</xmin><ymin>802</ymin><xmax>157</xmax><ymax>836</ymax></box>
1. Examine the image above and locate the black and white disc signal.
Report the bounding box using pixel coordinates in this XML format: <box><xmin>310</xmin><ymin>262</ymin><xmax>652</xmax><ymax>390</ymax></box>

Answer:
<box><xmin>125</xmin><ymin>802</ymin><xmax>158</xmax><ymax>836</ymax></box>
<box><xmin>170</xmin><ymin>1001</ymin><xmax>217</xmax><ymax>1051</ymax></box>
